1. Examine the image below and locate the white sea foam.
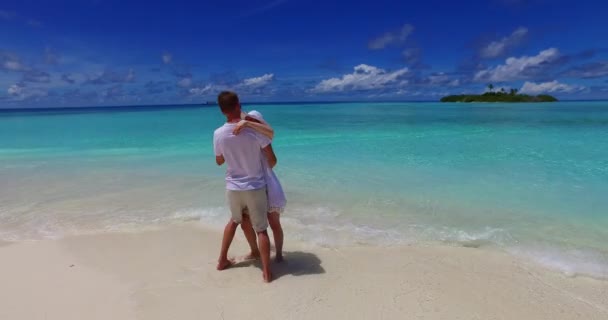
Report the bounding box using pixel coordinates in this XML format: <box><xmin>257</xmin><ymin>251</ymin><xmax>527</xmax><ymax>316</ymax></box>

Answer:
<box><xmin>191</xmin><ymin>205</ymin><xmax>608</xmax><ymax>279</ymax></box>
<box><xmin>1</xmin><ymin>203</ymin><xmax>607</xmax><ymax>279</ymax></box>
<box><xmin>413</xmin><ymin>225</ymin><xmax>516</xmax><ymax>248</ymax></box>
<box><xmin>509</xmin><ymin>246</ymin><xmax>608</xmax><ymax>279</ymax></box>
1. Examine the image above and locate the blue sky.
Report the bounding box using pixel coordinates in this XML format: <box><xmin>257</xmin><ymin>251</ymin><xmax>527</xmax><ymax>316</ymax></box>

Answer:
<box><xmin>1</xmin><ymin>0</ymin><xmax>608</xmax><ymax>107</ymax></box>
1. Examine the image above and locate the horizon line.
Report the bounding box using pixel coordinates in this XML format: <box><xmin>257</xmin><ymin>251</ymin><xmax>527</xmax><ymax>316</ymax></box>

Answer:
<box><xmin>1</xmin><ymin>99</ymin><xmax>607</xmax><ymax>112</ymax></box>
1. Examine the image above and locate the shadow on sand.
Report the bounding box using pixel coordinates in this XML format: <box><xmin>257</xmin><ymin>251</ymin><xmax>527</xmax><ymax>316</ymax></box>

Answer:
<box><xmin>232</xmin><ymin>251</ymin><xmax>325</xmax><ymax>280</ymax></box>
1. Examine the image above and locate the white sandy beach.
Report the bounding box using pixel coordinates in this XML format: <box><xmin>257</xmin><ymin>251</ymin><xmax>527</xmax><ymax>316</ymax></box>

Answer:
<box><xmin>0</xmin><ymin>223</ymin><xmax>606</xmax><ymax>320</ymax></box>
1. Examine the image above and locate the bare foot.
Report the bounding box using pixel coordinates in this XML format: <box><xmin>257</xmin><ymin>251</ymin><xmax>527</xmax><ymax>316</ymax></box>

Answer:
<box><xmin>263</xmin><ymin>271</ymin><xmax>273</xmax><ymax>283</ymax></box>
<box><xmin>275</xmin><ymin>254</ymin><xmax>284</xmax><ymax>263</ymax></box>
<box><xmin>244</xmin><ymin>250</ymin><xmax>261</xmax><ymax>260</ymax></box>
<box><xmin>216</xmin><ymin>258</ymin><xmax>234</xmax><ymax>271</ymax></box>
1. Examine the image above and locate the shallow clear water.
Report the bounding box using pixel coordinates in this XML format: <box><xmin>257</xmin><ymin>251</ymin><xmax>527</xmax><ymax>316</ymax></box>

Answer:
<box><xmin>1</xmin><ymin>102</ymin><xmax>607</xmax><ymax>277</ymax></box>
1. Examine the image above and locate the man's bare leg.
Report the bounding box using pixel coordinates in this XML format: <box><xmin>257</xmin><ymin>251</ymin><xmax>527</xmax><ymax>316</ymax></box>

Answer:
<box><xmin>217</xmin><ymin>220</ymin><xmax>239</xmax><ymax>270</ymax></box>
<box><xmin>257</xmin><ymin>230</ymin><xmax>272</xmax><ymax>283</ymax></box>
<box><xmin>268</xmin><ymin>211</ymin><xmax>284</xmax><ymax>262</ymax></box>
<box><xmin>241</xmin><ymin>212</ymin><xmax>260</xmax><ymax>259</ymax></box>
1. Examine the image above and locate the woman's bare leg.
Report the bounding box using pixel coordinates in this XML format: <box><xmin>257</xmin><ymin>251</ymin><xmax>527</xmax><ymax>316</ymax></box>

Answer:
<box><xmin>268</xmin><ymin>211</ymin><xmax>284</xmax><ymax>262</ymax></box>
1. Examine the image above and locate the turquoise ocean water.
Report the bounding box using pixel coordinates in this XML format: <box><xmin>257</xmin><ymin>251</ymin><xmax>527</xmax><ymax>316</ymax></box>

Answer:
<box><xmin>1</xmin><ymin>102</ymin><xmax>607</xmax><ymax>278</ymax></box>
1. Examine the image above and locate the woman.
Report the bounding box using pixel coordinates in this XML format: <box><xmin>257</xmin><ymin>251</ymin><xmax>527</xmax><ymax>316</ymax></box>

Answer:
<box><xmin>234</xmin><ymin>110</ymin><xmax>286</xmax><ymax>262</ymax></box>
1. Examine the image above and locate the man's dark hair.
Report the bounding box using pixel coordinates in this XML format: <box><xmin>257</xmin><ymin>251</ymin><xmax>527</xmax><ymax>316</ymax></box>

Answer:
<box><xmin>217</xmin><ymin>91</ymin><xmax>239</xmax><ymax>113</ymax></box>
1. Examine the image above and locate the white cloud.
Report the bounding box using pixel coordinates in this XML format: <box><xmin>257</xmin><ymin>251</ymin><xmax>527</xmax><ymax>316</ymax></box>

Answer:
<box><xmin>312</xmin><ymin>64</ymin><xmax>409</xmax><ymax>93</ymax></box>
<box><xmin>177</xmin><ymin>77</ymin><xmax>192</xmax><ymax>88</ymax></box>
<box><xmin>427</xmin><ymin>72</ymin><xmax>460</xmax><ymax>86</ymax></box>
<box><xmin>242</xmin><ymin>73</ymin><xmax>274</xmax><ymax>87</ymax></box>
<box><xmin>428</xmin><ymin>73</ymin><xmax>449</xmax><ymax>85</ymax></box>
<box><xmin>86</xmin><ymin>69</ymin><xmax>135</xmax><ymax>85</ymax></box>
<box><xmin>7</xmin><ymin>84</ymin><xmax>22</xmax><ymax>96</ymax></box>
<box><xmin>474</xmin><ymin>48</ymin><xmax>560</xmax><ymax>82</ymax></box>
<box><xmin>22</xmin><ymin>70</ymin><xmax>51</xmax><ymax>83</ymax></box>
<box><xmin>61</xmin><ymin>73</ymin><xmax>77</xmax><ymax>84</ymax></box>
<box><xmin>7</xmin><ymin>84</ymin><xmax>48</xmax><ymax>101</ymax></box>
<box><xmin>480</xmin><ymin>27</ymin><xmax>528</xmax><ymax>58</ymax></box>
<box><xmin>101</xmin><ymin>85</ymin><xmax>129</xmax><ymax>100</ymax></box>
<box><xmin>0</xmin><ymin>51</ymin><xmax>25</xmax><ymax>71</ymax></box>
<box><xmin>565</xmin><ymin>61</ymin><xmax>608</xmax><ymax>79</ymax></box>
<box><xmin>4</xmin><ymin>60</ymin><xmax>22</xmax><ymax>71</ymax></box>
<box><xmin>162</xmin><ymin>53</ymin><xmax>172</xmax><ymax>64</ymax></box>
<box><xmin>520</xmin><ymin>80</ymin><xmax>584</xmax><ymax>94</ymax></box>
<box><xmin>186</xmin><ymin>73</ymin><xmax>275</xmax><ymax>97</ymax></box>
<box><xmin>369</xmin><ymin>24</ymin><xmax>414</xmax><ymax>50</ymax></box>
<box><xmin>189</xmin><ymin>84</ymin><xmax>215</xmax><ymax>96</ymax></box>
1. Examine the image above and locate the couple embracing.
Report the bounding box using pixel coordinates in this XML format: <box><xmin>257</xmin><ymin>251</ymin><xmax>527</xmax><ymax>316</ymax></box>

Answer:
<box><xmin>212</xmin><ymin>91</ymin><xmax>286</xmax><ymax>283</ymax></box>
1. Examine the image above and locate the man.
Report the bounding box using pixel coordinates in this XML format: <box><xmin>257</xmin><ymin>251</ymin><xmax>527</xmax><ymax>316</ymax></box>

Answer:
<box><xmin>213</xmin><ymin>91</ymin><xmax>277</xmax><ymax>283</ymax></box>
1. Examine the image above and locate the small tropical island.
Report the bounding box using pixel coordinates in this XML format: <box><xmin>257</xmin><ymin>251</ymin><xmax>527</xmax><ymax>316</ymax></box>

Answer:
<box><xmin>440</xmin><ymin>84</ymin><xmax>558</xmax><ymax>103</ymax></box>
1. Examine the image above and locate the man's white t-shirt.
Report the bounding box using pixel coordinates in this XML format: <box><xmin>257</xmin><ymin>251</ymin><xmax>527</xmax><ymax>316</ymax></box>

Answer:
<box><xmin>213</xmin><ymin>123</ymin><xmax>271</xmax><ymax>191</ymax></box>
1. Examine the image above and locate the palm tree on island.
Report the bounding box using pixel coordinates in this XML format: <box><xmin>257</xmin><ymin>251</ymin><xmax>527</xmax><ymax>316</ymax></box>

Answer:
<box><xmin>441</xmin><ymin>84</ymin><xmax>557</xmax><ymax>103</ymax></box>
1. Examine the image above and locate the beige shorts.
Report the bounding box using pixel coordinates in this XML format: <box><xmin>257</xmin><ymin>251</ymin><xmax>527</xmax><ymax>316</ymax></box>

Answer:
<box><xmin>226</xmin><ymin>188</ymin><xmax>268</xmax><ymax>232</ymax></box>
